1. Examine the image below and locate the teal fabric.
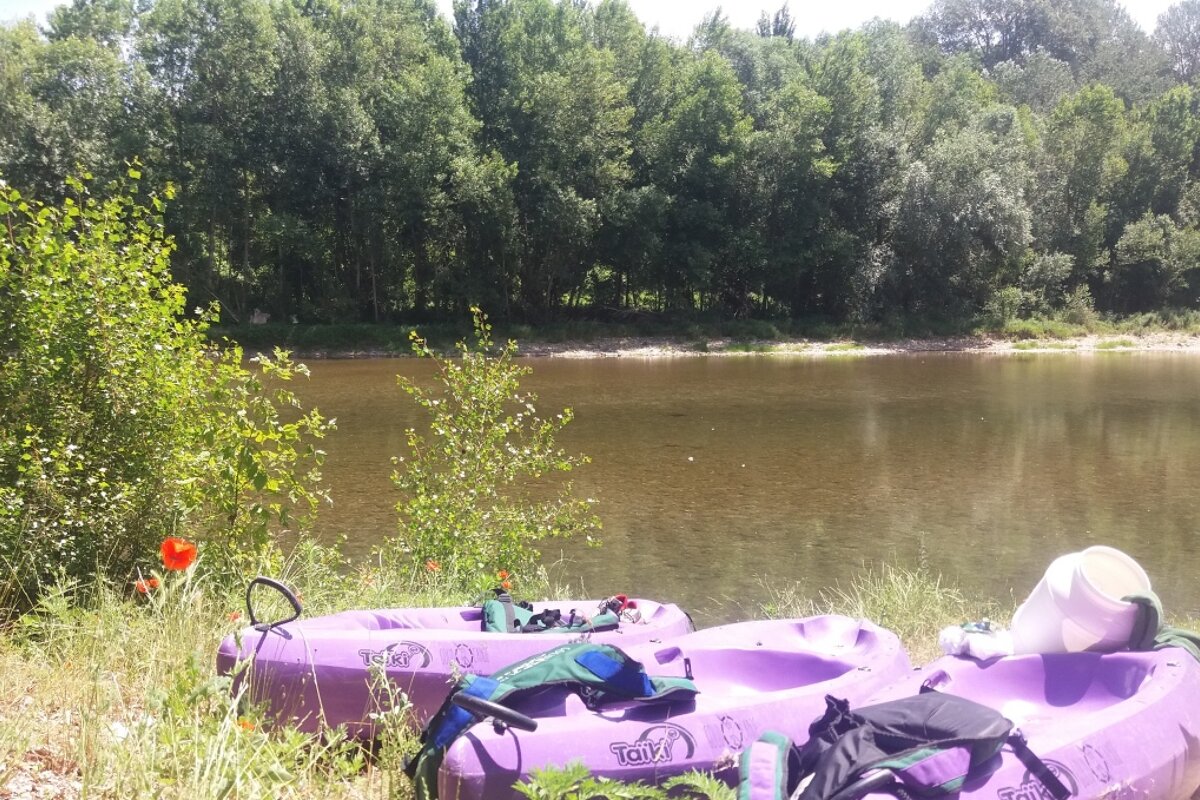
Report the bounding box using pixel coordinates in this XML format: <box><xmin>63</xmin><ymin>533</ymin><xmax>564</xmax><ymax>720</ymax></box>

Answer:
<box><xmin>406</xmin><ymin>642</ymin><xmax>698</xmax><ymax>799</ymax></box>
<box><xmin>481</xmin><ymin>597</ymin><xmax>523</xmax><ymax>632</ymax></box>
<box><xmin>480</xmin><ymin>598</ymin><xmax>621</xmax><ymax>633</ymax></box>
<box><xmin>1124</xmin><ymin>591</ymin><xmax>1200</xmax><ymax>663</ymax></box>
<box><xmin>738</xmin><ymin>731</ymin><xmax>792</xmax><ymax>800</ymax></box>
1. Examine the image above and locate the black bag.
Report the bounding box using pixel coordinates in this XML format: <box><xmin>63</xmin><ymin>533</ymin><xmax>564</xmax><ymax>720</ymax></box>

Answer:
<box><xmin>797</xmin><ymin>692</ymin><xmax>1015</xmax><ymax>799</ymax></box>
<box><xmin>738</xmin><ymin>691</ymin><xmax>1071</xmax><ymax>800</ymax></box>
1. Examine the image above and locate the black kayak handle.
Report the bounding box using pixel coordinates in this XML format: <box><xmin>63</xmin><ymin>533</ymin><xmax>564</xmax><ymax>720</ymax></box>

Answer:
<box><xmin>246</xmin><ymin>576</ymin><xmax>303</xmax><ymax>630</ymax></box>
<box><xmin>451</xmin><ymin>692</ymin><xmax>539</xmax><ymax>734</ymax></box>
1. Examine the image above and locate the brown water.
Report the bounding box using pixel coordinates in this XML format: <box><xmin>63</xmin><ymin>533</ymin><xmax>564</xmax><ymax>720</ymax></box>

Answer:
<box><xmin>300</xmin><ymin>353</ymin><xmax>1200</xmax><ymax>623</ymax></box>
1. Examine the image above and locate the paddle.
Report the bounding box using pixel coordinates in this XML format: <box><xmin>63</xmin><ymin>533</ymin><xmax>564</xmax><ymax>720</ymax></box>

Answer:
<box><xmin>450</xmin><ymin>692</ymin><xmax>540</xmax><ymax>734</ymax></box>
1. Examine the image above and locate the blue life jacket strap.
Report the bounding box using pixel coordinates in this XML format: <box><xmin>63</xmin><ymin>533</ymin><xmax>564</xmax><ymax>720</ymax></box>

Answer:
<box><xmin>575</xmin><ymin>649</ymin><xmax>655</xmax><ymax>697</ymax></box>
<box><xmin>430</xmin><ymin>676</ymin><xmax>500</xmax><ymax>749</ymax></box>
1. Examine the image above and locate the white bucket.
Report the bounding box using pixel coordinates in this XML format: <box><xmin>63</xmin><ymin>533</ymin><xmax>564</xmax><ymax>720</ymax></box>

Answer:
<box><xmin>1009</xmin><ymin>546</ymin><xmax>1151</xmax><ymax>654</ymax></box>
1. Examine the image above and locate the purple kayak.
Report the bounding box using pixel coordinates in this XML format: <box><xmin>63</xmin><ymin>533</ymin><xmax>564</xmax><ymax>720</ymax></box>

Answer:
<box><xmin>847</xmin><ymin>649</ymin><xmax>1200</xmax><ymax>800</ymax></box>
<box><xmin>437</xmin><ymin>615</ymin><xmax>911</xmax><ymax>800</ymax></box>
<box><xmin>216</xmin><ymin>597</ymin><xmax>693</xmax><ymax>735</ymax></box>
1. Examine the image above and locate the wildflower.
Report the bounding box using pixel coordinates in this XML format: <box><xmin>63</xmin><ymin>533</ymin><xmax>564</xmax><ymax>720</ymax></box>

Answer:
<box><xmin>425</xmin><ymin>559</ymin><xmax>441</xmax><ymax>572</ymax></box>
<box><xmin>160</xmin><ymin>537</ymin><xmax>198</xmax><ymax>571</ymax></box>
<box><xmin>497</xmin><ymin>569</ymin><xmax>509</xmax><ymax>580</ymax></box>
<box><xmin>228</xmin><ymin>611</ymin><xmax>242</xmax><ymax>622</ymax></box>
<box><xmin>237</xmin><ymin>718</ymin><xmax>255</xmax><ymax>732</ymax></box>
<box><xmin>501</xmin><ymin>580</ymin><xmax>512</xmax><ymax>591</ymax></box>
<box><xmin>134</xmin><ymin>578</ymin><xmax>159</xmax><ymax>594</ymax></box>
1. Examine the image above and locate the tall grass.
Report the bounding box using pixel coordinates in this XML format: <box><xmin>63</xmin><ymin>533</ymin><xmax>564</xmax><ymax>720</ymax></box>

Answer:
<box><xmin>0</xmin><ymin>565</ymin><xmax>444</xmax><ymax>799</ymax></box>
<box><xmin>761</xmin><ymin>564</ymin><xmax>1012</xmax><ymax>665</ymax></box>
<box><xmin>0</xmin><ymin>539</ymin><xmax>575</xmax><ymax>799</ymax></box>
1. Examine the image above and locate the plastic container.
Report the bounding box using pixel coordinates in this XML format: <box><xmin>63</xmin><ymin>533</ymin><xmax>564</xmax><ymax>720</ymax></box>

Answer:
<box><xmin>1010</xmin><ymin>546</ymin><xmax>1151</xmax><ymax>654</ymax></box>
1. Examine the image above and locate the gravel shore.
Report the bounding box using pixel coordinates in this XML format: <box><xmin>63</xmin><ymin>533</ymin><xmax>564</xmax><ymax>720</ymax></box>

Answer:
<box><xmin>512</xmin><ymin>332</ymin><xmax>1200</xmax><ymax>358</ymax></box>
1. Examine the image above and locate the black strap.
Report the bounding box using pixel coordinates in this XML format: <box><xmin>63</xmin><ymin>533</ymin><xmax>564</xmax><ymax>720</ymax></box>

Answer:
<box><xmin>1008</xmin><ymin>731</ymin><xmax>1071</xmax><ymax>800</ymax></box>
<box><xmin>521</xmin><ymin>609</ymin><xmax>563</xmax><ymax>632</ymax></box>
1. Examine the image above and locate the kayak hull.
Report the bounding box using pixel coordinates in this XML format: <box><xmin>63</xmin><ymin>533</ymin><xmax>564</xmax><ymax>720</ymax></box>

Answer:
<box><xmin>438</xmin><ymin>615</ymin><xmax>911</xmax><ymax>800</ymax></box>
<box><xmin>215</xmin><ymin>598</ymin><xmax>693</xmax><ymax>735</ymax></box>
<box><xmin>858</xmin><ymin>649</ymin><xmax>1200</xmax><ymax>800</ymax></box>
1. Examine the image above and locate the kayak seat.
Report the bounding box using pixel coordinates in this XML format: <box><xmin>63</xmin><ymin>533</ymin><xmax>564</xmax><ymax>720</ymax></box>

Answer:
<box><xmin>931</xmin><ymin>653</ymin><xmax>1154</xmax><ymax>725</ymax></box>
<box><xmin>688</xmin><ymin>648</ymin><xmax>856</xmax><ymax>695</ymax></box>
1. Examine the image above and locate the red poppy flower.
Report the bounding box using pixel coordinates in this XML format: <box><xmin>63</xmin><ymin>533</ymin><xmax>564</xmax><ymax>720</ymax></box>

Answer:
<box><xmin>501</xmin><ymin>580</ymin><xmax>512</xmax><ymax>590</ymax></box>
<box><xmin>134</xmin><ymin>577</ymin><xmax>160</xmax><ymax>594</ymax></box>
<box><xmin>160</xmin><ymin>537</ymin><xmax>198</xmax><ymax>571</ymax></box>
<box><xmin>237</xmin><ymin>718</ymin><xmax>255</xmax><ymax>732</ymax></box>
<box><xmin>227</xmin><ymin>611</ymin><xmax>242</xmax><ymax>622</ymax></box>
<box><xmin>497</xmin><ymin>569</ymin><xmax>509</xmax><ymax>580</ymax></box>
<box><xmin>425</xmin><ymin>559</ymin><xmax>441</xmax><ymax>572</ymax></box>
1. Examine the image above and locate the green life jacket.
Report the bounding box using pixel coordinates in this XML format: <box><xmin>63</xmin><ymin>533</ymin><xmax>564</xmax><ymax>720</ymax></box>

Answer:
<box><xmin>480</xmin><ymin>591</ymin><xmax>621</xmax><ymax>634</ymax></box>
<box><xmin>405</xmin><ymin>641</ymin><xmax>698</xmax><ymax>799</ymax></box>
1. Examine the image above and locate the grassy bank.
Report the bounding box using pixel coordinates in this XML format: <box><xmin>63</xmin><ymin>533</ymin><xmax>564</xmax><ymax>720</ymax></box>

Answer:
<box><xmin>0</xmin><ymin>551</ymin><xmax>492</xmax><ymax>800</ymax></box>
<box><xmin>212</xmin><ymin>310</ymin><xmax>1200</xmax><ymax>357</ymax></box>
<box><xmin>1</xmin><ymin>564</ymin><xmax>1193</xmax><ymax>799</ymax></box>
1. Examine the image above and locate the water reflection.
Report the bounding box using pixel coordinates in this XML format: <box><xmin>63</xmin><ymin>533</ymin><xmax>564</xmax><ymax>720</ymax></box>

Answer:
<box><xmin>298</xmin><ymin>353</ymin><xmax>1200</xmax><ymax>624</ymax></box>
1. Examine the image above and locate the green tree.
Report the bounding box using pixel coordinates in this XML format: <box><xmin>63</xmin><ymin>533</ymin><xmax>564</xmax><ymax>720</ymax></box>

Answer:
<box><xmin>1032</xmin><ymin>84</ymin><xmax>1129</xmax><ymax>286</ymax></box>
<box><xmin>1155</xmin><ymin>0</ymin><xmax>1200</xmax><ymax>84</ymax></box>
<box><xmin>756</xmin><ymin>4</ymin><xmax>796</xmax><ymax>41</ymax></box>
<box><xmin>138</xmin><ymin>0</ymin><xmax>280</xmax><ymax>320</ymax></box>
<box><xmin>455</xmin><ymin>0</ymin><xmax>634</xmax><ymax>317</ymax></box>
<box><xmin>46</xmin><ymin>0</ymin><xmax>136</xmax><ymax>48</ymax></box>
<box><xmin>1109</xmin><ymin>212</ymin><xmax>1200</xmax><ymax>310</ymax></box>
<box><xmin>919</xmin><ymin>0</ymin><xmax>1169</xmax><ymax>102</ymax></box>
<box><xmin>919</xmin><ymin>0</ymin><xmax>1049</xmax><ymax>68</ymax></box>
<box><xmin>805</xmin><ymin>31</ymin><xmax>900</xmax><ymax>318</ymax></box>
<box><xmin>320</xmin><ymin>0</ymin><xmax>484</xmax><ymax>319</ymax></box>
<box><xmin>641</xmin><ymin>50</ymin><xmax>756</xmax><ymax>313</ymax></box>
<box><xmin>918</xmin><ymin>55</ymin><xmax>998</xmax><ymax>145</ymax></box>
<box><xmin>0</xmin><ymin>20</ymin><xmax>155</xmax><ymax>199</ymax></box>
<box><xmin>1142</xmin><ymin>86</ymin><xmax>1199</xmax><ymax>215</ymax></box>
<box><xmin>992</xmin><ymin>51</ymin><xmax>1076</xmax><ymax>113</ymax></box>
<box><xmin>892</xmin><ymin>109</ymin><xmax>1033</xmax><ymax>314</ymax></box>
<box><xmin>591</xmin><ymin>22</ymin><xmax>687</xmax><ymax>310</ymax></box>
<box><xmin>390</xmin><ymin>310</ymin><xmax>599</xmax><ymax>586</ymax></box>
<box><xmin>757</xmin><ymin>75</ymin><xmax>837</xmax><ymax>315</ymax></box>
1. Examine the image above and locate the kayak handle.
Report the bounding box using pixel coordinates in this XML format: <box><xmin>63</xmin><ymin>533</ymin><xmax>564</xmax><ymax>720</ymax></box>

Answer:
<box><xmin>451</xmin><ymin>693</ymin><xmax>539</xmax><ymax>734</ymax></box>
<box><xmin>246</xmin><ymin>576</ymin><xmax>303</xmax><ymax>630</ymax></box>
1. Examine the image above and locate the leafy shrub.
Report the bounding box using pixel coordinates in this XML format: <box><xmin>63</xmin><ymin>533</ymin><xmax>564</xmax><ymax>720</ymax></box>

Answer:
<box><xmin>1020</xmin><ymin>251</ymin><xmax>1073</xmax><ymax>307</ymax></box>
<box><xmin>0</xmin><ymin>174</ymin><xmax>329</xmax><ymax>608</ymax></box>
<box><xmin>999</xmin><ymin>316</ymin><xmax>1084</xmax><ymax>339</ymax></box>
<box><xmin>1058</xmin><ymin>284</ymin><xmax>1098</xmax><ymax>327</ymax></box>
<box><xmin>389</xmin><ymin>309</ymin><xmax>599</xmax><ymax>589</ymax></box>
<box><xmin>982</xmin><ymin>285</ymin><xmax>1026</xmax><ymax>325</ymax></box>
<box><xmin>181</xmin><ymin>348</ymin><xmax>332</xmax><ymax>582</ymax></box>
<box><xmin>517</xmin><ymin>762</ymin><xmax>734</xmax><ymax>800</ymax></box>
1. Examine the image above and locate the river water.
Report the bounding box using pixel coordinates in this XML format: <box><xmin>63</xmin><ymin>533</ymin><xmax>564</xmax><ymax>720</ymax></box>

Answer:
<box><xmin>297</xmin><ymin>352</ymin><xmax>1200</xmax><ymax>623</ymax></box>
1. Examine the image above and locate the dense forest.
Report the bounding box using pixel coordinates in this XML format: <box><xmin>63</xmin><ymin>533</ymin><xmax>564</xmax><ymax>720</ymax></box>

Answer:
<box><xmin>3</xmin><ymin>0</ymin><xmax>1200</xmax><ymax>325</ymax></box>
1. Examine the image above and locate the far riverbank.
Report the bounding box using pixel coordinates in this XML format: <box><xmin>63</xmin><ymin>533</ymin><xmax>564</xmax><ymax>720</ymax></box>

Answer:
<box><xmin>512</xmin><ymin>331</ymin><xmax>1200</xmax><ymax>358</ymax></box>
<box><xmin>216</xmin><ymin>322</ymin><xmax>1200</xmax><ymax>359</ymax></box>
